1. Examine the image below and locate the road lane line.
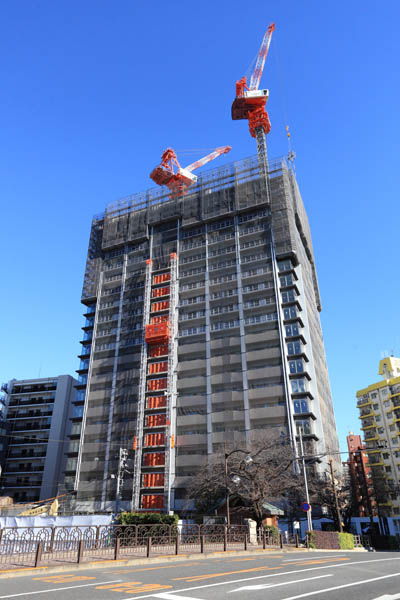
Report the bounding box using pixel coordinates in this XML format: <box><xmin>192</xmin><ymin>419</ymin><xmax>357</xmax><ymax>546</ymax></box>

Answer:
<box><xmin>152</xmin><ymin>595</ymin><xmax>200</xmax><ymax>600</ymax></box>
<box><xmin>173</xmin><ymin>566</ymin><xmax>282</xmax><ymax>581</ymax></box>
<box><xmin>276</xmin><ymin>571</ymin><xmax>400</xmax><ymax>600</ymax></box>
<box><xmin>282</xmin><ymin>555</ymin><xmax>346</xmax><ymax>562</ymax></box>
<box><xmin>0</xmin><ymin>579</ymin><xmax>123</xmax><ymax>598</ymax></box>
<box><xmin>229</xmin><ymin>573</ymin><xmax>333</xmax><ymax>592</ymax></box>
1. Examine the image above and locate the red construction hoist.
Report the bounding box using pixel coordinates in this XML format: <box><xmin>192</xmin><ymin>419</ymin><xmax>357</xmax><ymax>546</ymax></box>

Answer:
<box><xmin>132</xmin><ymin>253</ymin><xmax>178</xmax><ymax>511</ymax></box>
<box><xmin>231</xmin><ymin>22</ymin><xmax>275</xmax><ymax>183</ymax></box>
<box><xmin>150</xmin><ymin>146</ymin><xmax>231</xmax><ymax>198</ymax></box>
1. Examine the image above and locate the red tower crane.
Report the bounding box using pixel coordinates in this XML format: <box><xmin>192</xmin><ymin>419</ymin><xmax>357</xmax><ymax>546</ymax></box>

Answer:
<box><xmin>231</xmin><ymin>23</ymin><xmax>275</xmax><ymax>177</ymax></box>
<box><xmin>150</xmin><ymin>146</ymin><xmax>231</xmax><ymax>198</ymax></box>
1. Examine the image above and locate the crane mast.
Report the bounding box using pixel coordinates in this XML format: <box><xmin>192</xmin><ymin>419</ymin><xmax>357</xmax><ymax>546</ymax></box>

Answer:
<box><xmin>231</xmin><ymin>23</ymin><xmax>275</xmax><ymax>188</ymax></box>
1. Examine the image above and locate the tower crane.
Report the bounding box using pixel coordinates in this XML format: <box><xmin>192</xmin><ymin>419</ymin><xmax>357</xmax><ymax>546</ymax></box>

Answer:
<box><xmin>231</xmin><ymin>23</ymin><xmax>275</xmax><ymax>179</ymax></box>
<box><xmin>150</xmin><ymin>146</ymin><xmax>231</xmax><ymax>198</ymax></box>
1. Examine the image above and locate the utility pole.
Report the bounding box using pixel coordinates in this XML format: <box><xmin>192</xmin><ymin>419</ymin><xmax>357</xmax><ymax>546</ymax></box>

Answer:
<box><xmin>224</xmin><ymin>450</ymin><xmax>230</xmax><ymax>526</ymax></box>
<box><xmin>116</xmin><ymin>448</ymin><xmax>128</xmax><ymax>515</ymax></box>
<box><xmin>329</xmin><ymin>459</ymin><xmax>343</xmax><ymax>532</ymax></box>
<box><xmin>299</xmin><ymin>428</ymin><xmax>313</xmax><ymax>532</ymax></box>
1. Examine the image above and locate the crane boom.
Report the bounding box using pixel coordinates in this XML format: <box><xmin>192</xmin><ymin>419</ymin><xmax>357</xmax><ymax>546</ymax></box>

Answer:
<box><xmin>150</xmin><ymin>145</ymin><xmax>231</xmax><ymax>198</ymax></box>
<box><xmin>184</xmin><ymin>146</ymin><xmax>231</xmax><ymax>172</ymax></box>
<box><xmin>249</xmin><ymin>23</ymin><xmax>275</xmax><ymax>91</ymax></box>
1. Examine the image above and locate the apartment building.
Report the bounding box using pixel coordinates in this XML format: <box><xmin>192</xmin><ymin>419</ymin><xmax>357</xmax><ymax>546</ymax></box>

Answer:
<box><xmin>357</xmin><ymin>357</ymin><xmax>400</xmax><ymax>516</ymax></box>
<box><xmin>0</xmin><ymin>376</ymin><xmax>76</xmax><ymax>503</ymax></box>
<box><xmin>347</xmin><ymin>433</ymin><xmax>375</xmax><ymax>517</ymax></box>
<box><xmin>72</xmin><ymin>153</ymin><xmax>340</xmax><ymax>513</ymax></box>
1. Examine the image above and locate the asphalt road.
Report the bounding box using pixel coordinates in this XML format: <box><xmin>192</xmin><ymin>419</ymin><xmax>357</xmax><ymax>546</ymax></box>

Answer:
<box><xmin>1</xmin><ymin>551</ymin><xmax>400</xmax><ymax>600</ymax></box>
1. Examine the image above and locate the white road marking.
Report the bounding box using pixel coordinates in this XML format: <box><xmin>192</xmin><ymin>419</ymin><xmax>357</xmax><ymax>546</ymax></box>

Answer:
<box><xmin>122</xmin><ymin>557</ymin><xmax>400</xmax><ymax>600</ymax></box>
<box><xmin>282</xmin><ymin>555</ymin><xmax>346</xmax><ymax>562</ymax></box>
<box><xmin>0</xmin><ymin>579</ymin><xmax>123</xmax><ymax>599</ymax></box>
<box><xmin>278</xmin><ymin>572</ymin><xmax>400</xmax><ymax>600</ymax></box>
<box><xmin>153</xmin><ymin>595</ymin><xmax>200</xmax><ymax>599</ymax></box>
<box><xmin>373</xmin><ymin>594</ymin><xmax>400</xmax><ymax>600</ymax></box>
<box><xmin>229</xmin><ymin>573</ymin><xmax>333</xmax><ymax>591</ymax></box>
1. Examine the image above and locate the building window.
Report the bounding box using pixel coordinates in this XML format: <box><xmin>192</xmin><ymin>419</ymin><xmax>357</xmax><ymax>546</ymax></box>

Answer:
<box><xmin>385</xmin><ymin>466</ymin><xmax>392</xmax><ymax>473</ymax></box>
<box><xmin>384</xmin><ymin>400</ymin><xmax>390</xmax><ymax>408</ymax></box>
<box><xmin>73</xmin><ymin>406</ymin><xmax>84</xmax><ymax>418</ymax></box>
<box><xmin>282</xmin><ymin>290</ymin><xmax>296</xmax><ymax>303</ymax></box>
<box><xmin>373</xmin><ymin>404</ymin><xmax>379</xmax><ymax>410</ymax></box>
<box><xmin>283</xmin><ymin>306</ymin><xmax>297</xmax><ymax>320</ymax></box>
<box><xmin>287</xmin><ymin>341</ymin><xmax>302</xmax><ymax>355</ymax></box>
<box><xmin>285</xmin><ymin>323</ymin><xmax>299</xmax><ymax>337</ymax></box>
<box><xmin>289</xmin><ymin>360</ymin><xmax>304</xmax><ymax>374</ymax></box>
<box><xmin>293</xmin><ymin>399</ymin><xmax>309</xmax><ymax>414</ymax></box>
<box><xmin>291</xmin><ymin>379</ymin><xmax>306</xmax><ymax>393</ymax></box>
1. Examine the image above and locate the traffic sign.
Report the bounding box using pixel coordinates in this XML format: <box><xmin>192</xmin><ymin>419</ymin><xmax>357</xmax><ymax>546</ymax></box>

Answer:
<box><xmin>301</xmin><ymin>502</ymin><xmax>311</xmax><ymax>512</ymax></box>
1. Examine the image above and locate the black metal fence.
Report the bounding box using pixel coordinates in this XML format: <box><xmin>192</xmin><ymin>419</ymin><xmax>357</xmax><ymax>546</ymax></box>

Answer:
<box><xmin>0</xmin><ymin>524</ymin><xmax>257</xmax><ymax>568</ymax></box>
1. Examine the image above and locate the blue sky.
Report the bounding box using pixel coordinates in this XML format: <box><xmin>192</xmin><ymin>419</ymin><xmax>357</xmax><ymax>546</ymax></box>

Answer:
<box><xmin>1</xmin><ymin>1</ymin><xmax>399</xmax><ymax>454</ymax></box>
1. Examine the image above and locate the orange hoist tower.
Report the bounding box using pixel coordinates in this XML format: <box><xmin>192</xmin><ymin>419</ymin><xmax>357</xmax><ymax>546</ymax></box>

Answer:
<box><xmin>132</xmin><ymin>253</ymin><xmax>178</xmax><ymax>512</ymax></box>
<box><xmin>232</xmin><ymin>23</ymin><xmax>275</xmax><ymax>185</ymax></box>
<box><xmin>150</xmin><ymin>146</ymin><xmax>231</xmax><ymax>198</ymax></box>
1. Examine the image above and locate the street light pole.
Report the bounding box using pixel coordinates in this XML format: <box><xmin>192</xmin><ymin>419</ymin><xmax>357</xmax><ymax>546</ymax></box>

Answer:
<box><xmin>224</xmin><ymin>447</ymin><xmax>253</xmax><ymax>526</ymax></box>
<box><xmin>299</xmin><ymin>428</ymin><xmax>313</xmax><ymax>532</ymax></box>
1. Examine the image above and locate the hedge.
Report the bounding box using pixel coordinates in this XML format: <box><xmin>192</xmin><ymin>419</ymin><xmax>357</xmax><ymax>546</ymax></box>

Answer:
<box><xmin>116</xmin><ymin>512</ymin><xmax>179</xmax><ymax>525</ymax></box>
<box><xmin>338</xmin><ymin>532</ymin><xmax>354</xmax><ymax>550</ymax></box>
<box><xmin>307</xmin><ymin>530</ymin><xmax>355</xmax><ymax>550</ymax></box>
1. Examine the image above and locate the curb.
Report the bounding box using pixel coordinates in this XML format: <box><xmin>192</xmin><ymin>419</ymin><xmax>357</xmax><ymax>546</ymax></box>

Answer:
<box><xmin>0</xmin><ymin>547</ymin><xmax>367</xmax><ymax>579</ymax></box>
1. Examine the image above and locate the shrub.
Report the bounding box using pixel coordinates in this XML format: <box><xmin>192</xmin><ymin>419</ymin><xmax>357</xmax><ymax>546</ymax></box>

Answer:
<box><xmin>339</xmin><ymin>532</ymin><xmax>354</xmax><ymax>550</ymax></box>
<box><xmin>307</xmin><ymin>531</ymin><xmax>316</xmax><ymax>549</ymax></box>
<box><xmin>116</xmin><ymin>512</ymin><xmax>179</xmax><ymax>526</ymax></box>
<box><xmin>263</xmin><ymin>525</ymin><xmax>279</xmax><ymax>537</ymax></box>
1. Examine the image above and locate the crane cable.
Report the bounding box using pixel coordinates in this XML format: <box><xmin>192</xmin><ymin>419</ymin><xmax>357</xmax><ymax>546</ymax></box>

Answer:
<box><xmin>271</xmin><ymin>35</ymin><xmax>295</xmax><ymax>169</ymax></box>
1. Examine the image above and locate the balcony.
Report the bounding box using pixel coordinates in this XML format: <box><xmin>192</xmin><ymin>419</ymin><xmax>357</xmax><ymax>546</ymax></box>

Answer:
<box><xmin>10</xmin><ymin>423</ymin><xmax>51</xmax><ymax>432</ymax></box>
<box><xmin>368</xmin><ymin>459</ymin><xmax>384</xmax><ymax>467</ymax></box>
<box><xmin>3</xmin><ymin>466</ymin><xmax>44</xmax><ymax>473</ymax></box>
<box><xmin>8</xmin><ymin>397</ymin><xmax>55</xmax><ymax>408</ymax></box>
<box><xmin>361</xmin><ymin>419</ymin><xmax>376</xmax><ymax>431</ymax></box>
<box><xmin>357</xmin><ymin>398</ymin><xmax>372</xmax><ymax>408</ymax></box>
<box><xmin>359</xmin><ymin>409</ymin><xmax>374</xmax><ymax>419</ymax></box>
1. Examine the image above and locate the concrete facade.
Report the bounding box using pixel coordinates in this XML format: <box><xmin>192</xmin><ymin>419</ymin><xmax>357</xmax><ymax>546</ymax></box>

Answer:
<box><xmin>72</xmin><ymin>154</ymin><xmax>340</xmax><ymax>512</ymax></box>
<box><xmin>0</xmin><ymin>376</ymin><xmax>77</xmax><ymax>503</ymax></box>
<box><xmin>357</xmin><ymin>356</ymin><xmax>400</xmax><ymax>517</ymax></box>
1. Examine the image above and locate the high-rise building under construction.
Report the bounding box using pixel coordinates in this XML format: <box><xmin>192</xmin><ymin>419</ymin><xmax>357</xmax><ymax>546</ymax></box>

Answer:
<box><xmin>70</xmin><ymin>154</ymin><xmax>340</xmax><ymax>512</ymax></box>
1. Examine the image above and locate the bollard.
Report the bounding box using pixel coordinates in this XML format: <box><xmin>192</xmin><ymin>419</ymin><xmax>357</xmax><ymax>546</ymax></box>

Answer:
<box><xmin>77</xmin><ymin>540</ymin><xmax>84</xmax><ymax>564</ymax></box>
<box><xmin>175</xmin><ymin>534</ymin><xmax>180</xmax><ymax>555</ymax></box>
<box><xmin>200</xmin><ymin>535</ymin><xmax>205</xmax><ymax>554</ymax></box>
<box><xmin>295</xmin><ymin>533</ymin><xmax>299</xmax><ymax>548</ymax></box>
<box><xmin>223</xmin><ymin>528</ymin><xmax>227</xmax><ymax>552</ymax></box>
<box><xmin>147</xmin><ymin>537</ymin><xmax>152</xmax><ymax>557</ymax></box>
<box><xmin>263</xmin><ymin>532</ymin><xmax>266</xmax><ymax>550</ymax></box>
<box><xmin>114</xmin><ymin>537</ymin><xmax>120</xmax><ymax>560</ymax></box>
<box><xmin>35</xmin><ymin>541</ymin><xmax>43</xmax><ymax>568</ymax></box>
<box><xmin>244</xmin><ymin>535</ymin><xmax>247</xmax><ymax>551</ymax></box>
<box><xmin>280</xmin><ymin>533</ymin><xmax>283</xmax><ymax>549</ymax></box>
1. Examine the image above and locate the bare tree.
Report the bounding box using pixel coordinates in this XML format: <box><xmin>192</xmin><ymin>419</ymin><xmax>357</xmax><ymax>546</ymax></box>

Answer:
<box><xmin>186</xmin><ymin>433</ymin><xmax>299</xmax><ymax>526</ymax></box>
